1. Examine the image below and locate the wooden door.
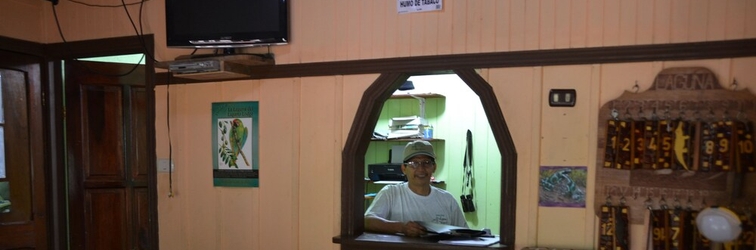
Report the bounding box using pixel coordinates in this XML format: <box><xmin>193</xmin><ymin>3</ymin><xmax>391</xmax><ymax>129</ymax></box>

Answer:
<box><xmin>65</xmin><ymin>59</ymin><xmax>155</xmax><ymax>250</ymax></box>
<box><xmin>0</xmin><ymin>50</ymin><xmax>48</xmax><ymax>250</ymax></box>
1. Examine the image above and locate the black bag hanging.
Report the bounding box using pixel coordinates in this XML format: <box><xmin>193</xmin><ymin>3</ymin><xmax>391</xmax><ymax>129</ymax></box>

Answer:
<box><xmin>461</xmin><ymin>129</ymin><xmax>475</xmax><ymax>212</ymax></box>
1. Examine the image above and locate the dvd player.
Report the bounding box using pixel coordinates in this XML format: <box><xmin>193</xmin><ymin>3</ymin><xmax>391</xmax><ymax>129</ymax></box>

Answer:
<box><xmin>168</xmin><ymin>59</ymin><xmax>221</xmax><ymax>74</ymax></box>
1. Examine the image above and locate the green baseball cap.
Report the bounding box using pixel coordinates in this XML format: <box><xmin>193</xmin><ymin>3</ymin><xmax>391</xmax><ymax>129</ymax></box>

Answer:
<box><xmin>403</xmin><ymin>140</ymin><xmax>436</xmax><ymax>162</ymax></box>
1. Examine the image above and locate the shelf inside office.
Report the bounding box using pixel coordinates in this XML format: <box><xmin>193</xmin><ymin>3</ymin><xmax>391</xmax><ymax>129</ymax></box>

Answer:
<box><xmin>389</xmin><ymin>93</ymin><xmax>445</xmax><ymax>99</ymax></box>
<box><xmin>370</xmin><ymin>138</ymin><xmax>444</xmax><ymax>142</ymax></box>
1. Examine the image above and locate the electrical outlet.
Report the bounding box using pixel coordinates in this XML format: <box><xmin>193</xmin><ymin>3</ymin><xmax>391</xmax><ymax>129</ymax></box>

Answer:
<box><xmin>157</xmin><ymin>158</ymin><xmax>175</xmax><ymax>173</ymax></box>
<box><xmin>548</xmin><ymin>89</ymin><xmax>577</xmax><ymax>107</ymax></box>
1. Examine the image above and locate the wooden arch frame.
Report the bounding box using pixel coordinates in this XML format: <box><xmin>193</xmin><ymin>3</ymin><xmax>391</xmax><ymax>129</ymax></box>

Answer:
<box><xmin>338</xmin><ymin>69</ymin><xmax>517</xmax><ymax>249</ymax></box>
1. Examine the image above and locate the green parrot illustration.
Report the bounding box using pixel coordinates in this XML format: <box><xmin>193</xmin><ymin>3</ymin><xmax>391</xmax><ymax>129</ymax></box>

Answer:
<box><xmin>229</xmin><ymin>119</ymin><xmax>250</xmax><ymax>167</ymax></box>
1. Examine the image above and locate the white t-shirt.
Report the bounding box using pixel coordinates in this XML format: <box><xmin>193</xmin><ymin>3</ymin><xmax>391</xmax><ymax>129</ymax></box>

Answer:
<box><xmin>365</xmin><ymin>183</ymin><xmax>468</xmax><ymax>228</ymax></box>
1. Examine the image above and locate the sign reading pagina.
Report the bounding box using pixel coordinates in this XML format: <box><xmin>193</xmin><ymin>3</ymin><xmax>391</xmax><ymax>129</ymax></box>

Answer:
<box><xmin>211</xmin><ymin>101</ymin><xmax>259</xmax><ymax>187</ymax></box>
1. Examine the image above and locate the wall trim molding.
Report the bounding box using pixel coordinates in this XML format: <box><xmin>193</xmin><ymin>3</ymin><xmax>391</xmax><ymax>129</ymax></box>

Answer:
<box><xmin>156</xmin><ymin>38</ymin><xmax>756</xmax><ymax>84</ymax></box>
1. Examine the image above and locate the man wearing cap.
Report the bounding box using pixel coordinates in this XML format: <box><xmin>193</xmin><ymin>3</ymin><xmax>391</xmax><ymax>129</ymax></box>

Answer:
<box><xmin>364</xmin><ymin>140</ymin><xmax>468</xmax><ymax>237</ymax></box>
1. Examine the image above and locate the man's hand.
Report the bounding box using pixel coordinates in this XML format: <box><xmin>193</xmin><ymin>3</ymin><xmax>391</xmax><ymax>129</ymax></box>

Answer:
<box><xmin>401</xmin><ymin>221</ymin><xmax>427</xmax><ymax>237</ymax></box>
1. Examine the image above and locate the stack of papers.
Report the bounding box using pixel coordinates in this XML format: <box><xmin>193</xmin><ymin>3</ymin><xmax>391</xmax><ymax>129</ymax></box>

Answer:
<box><xmin>416</xmin><ymin>221</ymin><xmax>467</xmax><ymax>234</ymax></box>
<box><xmin>388</xmin><ymin>116</ymin><xmax>422</xmax><ymax>139</ymax></box>
<box><xmin>438</xmin><ymin>236</ymin><xmax>500</xmax><ymax>247</ymax></box>
<box><xmin>416</xmin><ymin>221</ymin><xmax>500</xmax><ymax>247</ymax></box>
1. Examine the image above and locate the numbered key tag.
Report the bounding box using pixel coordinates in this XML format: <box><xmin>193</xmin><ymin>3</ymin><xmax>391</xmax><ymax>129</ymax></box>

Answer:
<box><xmin>658</xmin><ymin>120</ymin><xmax>676</xmax><ymax>170</ymax></box>
<box><xmin>711</xmin><ymin>120</ymin><xmax>735</xmax><ymax>171</ymax></box>
<box><xmin>735</xmin><ymin>121</ymin><xmax>755</xmax><ymax>172</ymax></box>
<box><xmin>698</xmin><ymin>121</ymin><xmax>715</xmax><ymax>172</ymax></box>
<box><xmin>643</xmin><ymin>119</ymin><xmax>660</xmax><ymax>169</ymax></box>
<box><xmin>632</xmin><ymin>120</ymin><xmax>646</xmax><ymax>169</ymax></box>
<box><xmin>739</xmin><ymin>212</ymin><xmax>755</xmax><ymax>248</ymax></box>
<box><xmin>616</xmin><ymin>120</ymin><xmax>634</xmax><ymax>170</ymax></box>
<box><xmin>667</xmin><ymin>208</ymin><xmax>689</xmax><ymax>250</ymax></box>
<box><xmin>651</xmin><ymin>209</ymin><xmax>670</xmax><ymax>250</ymax></box>
<box><xmin>599</xmin><ymin>205</ymin><xmax>615</xmax><ymax>249</ymax></box>
<box><xmin>598</xmin><ymin>205</ymin><xmax>630</xmax><ymax>250</ymax></box>
<box><xmin>605</xmin><ymin>119</ymin><xmax>620</xmax><ymax>168</ymax></box>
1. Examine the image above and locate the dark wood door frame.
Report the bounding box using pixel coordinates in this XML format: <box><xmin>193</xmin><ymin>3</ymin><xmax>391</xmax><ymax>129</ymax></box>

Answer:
<box><xmin>1</xmin><ymin>35</ymin><xmax>159</xmax><ymax>249</ymax></box>
<box><xmin>45</xmin><ymin>35</ymin><xmax>158</xmax><ymax>250</ymax></box>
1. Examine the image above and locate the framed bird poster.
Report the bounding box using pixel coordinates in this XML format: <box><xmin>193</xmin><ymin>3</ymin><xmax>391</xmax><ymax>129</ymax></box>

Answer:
<box><xmin>211</xmin><ymin>101</ymin><xmax>259</xmax><ymax>187</ymax></box>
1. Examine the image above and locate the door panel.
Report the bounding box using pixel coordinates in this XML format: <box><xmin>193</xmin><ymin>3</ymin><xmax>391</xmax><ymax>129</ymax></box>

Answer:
<box><xmin>85</xmin><ymin>189</ymin><xmax>127</xmax><ymax>250</ymax></box>
<box><xmin>66</xmin><ymin>60</ymin><xmax>151</xmax><ymax>250</ymax></box>
<box><xmin>82</xmin><ymin>85</ymin><xmax>125</xmax><ymax>180</ymax></box>
<box><xmin>0</xmin><ymin>50</ymin><xmax>47</xmax><ymax>250</ymax></box>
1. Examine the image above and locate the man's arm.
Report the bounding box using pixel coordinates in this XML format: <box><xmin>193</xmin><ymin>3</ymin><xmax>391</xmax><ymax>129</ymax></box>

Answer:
<box><xmin>365</xmin><ymin>215</ymin><xmax>426</xmax><ymax>237</ymax></box>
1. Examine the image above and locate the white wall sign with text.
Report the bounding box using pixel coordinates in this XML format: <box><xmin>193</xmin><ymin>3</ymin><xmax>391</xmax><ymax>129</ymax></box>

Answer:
<box><xmin>397</xmin><ymin>0</ymin><xmax>442</xmax><ymax>14</ymax></box>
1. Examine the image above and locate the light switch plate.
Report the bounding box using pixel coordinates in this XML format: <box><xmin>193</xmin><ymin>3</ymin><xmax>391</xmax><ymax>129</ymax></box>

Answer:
<box><xmin>548</xmin><ymin>89</ymin><xmax>577</xmax><ymax>107</ymax></box>
<box><xmin>157</xmin><ymin>158</ymin><xmax>175</xmax><ymax>173</ymax></box>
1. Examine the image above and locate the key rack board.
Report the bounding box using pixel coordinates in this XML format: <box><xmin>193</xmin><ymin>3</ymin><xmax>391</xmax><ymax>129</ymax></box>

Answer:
<box><xmin>594</xmin><ymin>67</ymin><xmax>756</xmax><ymax>224</ymax></box>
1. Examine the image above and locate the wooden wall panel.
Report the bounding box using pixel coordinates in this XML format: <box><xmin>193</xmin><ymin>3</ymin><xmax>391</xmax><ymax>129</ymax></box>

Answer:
<box><xmin>155</xmin><ymin>84</ymin><xmax>189</xmax><ymax>250</ymax></box>
<box><xmin>396</xmin><ymin>7</ymin><xmax>412</xmax><ymax>58</ymax></box>
<box><xmin>35</xmin><ymin>0</ymin><xmax>756</xmax><ymax>63</ymax></box>
<box><xmin>333</xmin><ymin>0</ymin><xmax>349</xmax><ymax>61</ymax></box>
<box><xmin>554</xmin><ymin>0</ymin><xmax>571</xmax><ymax>49</ymax></box>
<box><xmin>747</xmin><ymin>1</ymin><xmax>756</xmax><ymax>38</ymax></box>
<box><xmin>494</xmin><ymin>0</ymin><xmax>512</xmax><ymax>51</ymax></box>
<box><xmin>636</xmin><ymin>0</ymin><xmax>655</xmax><ymax>45</ymax></box>
<box><xmin>436</xmin><ymin>2</ymin><xmax>453</xmax><ymax>55</ymax></box>
<box><xmin>509</xmin><ymin>0</ymin><xmax>527</xmax><ymax>51</ymax></box>
<box><xmin>298</xmin><ymin>0</ymin><xmax>326</xmax><ymax>63</ymax></box>
<box><xmin>689</xmin><ymin>0</ymin><xmax>710</xmax><ymax>42</ymax></box>
<box><xmin>181</xmin><ymin>83</ymin><xmax>221</xmax><ymax>250</ymax></box>
<box><xmin>570</xmin><ymin>0</ymin><xmax>588</xmax><ymax>48</ymax></box>
<box><xmin>602</xmin><ymin>0</ymin><xmax>621</xmax><ymax>46</ymax></box>
<box><xmin>298</xmin><ymin>76</ymin><xmax>340</xmax><ymax>250</ymax></box>
<box><xmin>371</xmin><ymin>1</ymin><xmax>387</xmax><ymax>59</ymax></box>
<box><xmin>705</xmin><ymin>0</ymin><xmax>726</xmax><ymax>41</ymax></box>
<box><xmin>215</xmin><ymin>80</ymin><xmax>261</xmax><ymax>250</ymax></box>
<box><xmin>586</xmin><ymin>0</ymin><xmax>604</xmax><ymax>47</ymax></box>
<box><xmin>451</xmin><ymin>1</ymin><xmax>467</xmax><ymax>54</ymax></box>
<box><xmin>725</xmin><ymin>0</ymin><xmax>748</xmax><ymax>40</ymax></box>
<box><xmin>653</xmin><ymin>0</ymin><xmax>672</xmax><ymax>44</ymax></box>
<box><xmin>258</xmin><ymin>78</ymin><xmax>299</xmax><ymax>250</ymax></box>
<box><xmin>524</xmin><ymin>0</ymin><xmax>541</xmax><ymax>51</ymax></box>
<box><xmin>465</xmin><ymin>0</ymin><xmax>483</xmax><ymax>54</ymax></box>
<box><xmin>540</xmin><ymin>0</ymin><xmax>557</xmax><ymax>50</ymax></box>
<box><xmin>488</xmin><ymin>67</ymin><xmax>541</xmax><ymax>249</ymax></box>
<box><xmin>0</xmin><ymin>0</ymin><xmax>43</xmax><ymax>42</ymax></box>
<box><xmin>537</xmin><ymin>65</ymin><xmax>593</xmax><ymax>248</ymax></box>
<box><xmin>670</xmin><ymin>0</ymin><xmax>691</xmax><ymax>43</ymax></box>
<box><xmin>359</xmin><ymin>1</ymin><xmax>374</xmax><ymax>60</ymax></box>
<box><xmin>619</xmin><ymin>0</ymin><xmax>638</xmax><ymax>46</ymax></box>
<box><xmin>345</xmin><ymin>1</ymin><xmax>362</xmax><ymax>61</ymax></box>
<box><xmin>480</xmin><ymin>0</ymin><xmax>496</xmax><ymax>53</ymax></box>
<box><xmin>409</xmin><ymin>11</ymin><xmax>427</xmax><ymax>57</ymax></box>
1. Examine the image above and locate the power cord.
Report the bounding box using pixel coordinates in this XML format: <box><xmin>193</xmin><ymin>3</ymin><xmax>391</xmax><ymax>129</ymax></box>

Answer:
<box><xmin>166</xmin><ymin>71</ymin><xmax>174</xmax><ymax>198</ymax></box>
<box><xmin>50</xmin><ymin>2</ymin><xmax>145</xmax><ymax>77</ymax></box>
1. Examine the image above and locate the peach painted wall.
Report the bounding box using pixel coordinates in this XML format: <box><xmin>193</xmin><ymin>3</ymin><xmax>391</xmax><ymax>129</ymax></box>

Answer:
<box><xmin>2</xmin><ymin>0</ymin><xmax>756</xmax><ymax>249</ymax></box>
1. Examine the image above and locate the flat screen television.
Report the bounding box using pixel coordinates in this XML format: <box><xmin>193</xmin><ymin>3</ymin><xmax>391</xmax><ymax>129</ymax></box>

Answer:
<box><xmin>165</xmin><ymin>0</ymin><xmax>289</xmax><ymax>49</ymax></box>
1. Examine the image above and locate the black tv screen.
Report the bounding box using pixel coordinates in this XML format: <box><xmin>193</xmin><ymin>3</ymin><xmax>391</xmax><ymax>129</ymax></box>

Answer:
<box><xmin>165</xmin><ymin>0</ymin><xmax>289</xmax><ymax>48</ymax></box>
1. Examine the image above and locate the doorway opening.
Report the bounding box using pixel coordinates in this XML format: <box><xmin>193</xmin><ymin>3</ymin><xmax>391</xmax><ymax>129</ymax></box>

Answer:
<box><xmin>363</xmin><ymin>73</ymin><xmax>502</xmax><ymax>233</ymax></box>
<box><xmin>339</xmin><ymin>69</ymin><xmax>517</xmax><ymax>249</ymax></box>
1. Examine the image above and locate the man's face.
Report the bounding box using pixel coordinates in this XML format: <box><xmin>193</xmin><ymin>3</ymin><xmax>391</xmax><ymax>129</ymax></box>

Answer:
<box><xmin>402</xmin><ymin>155</ymin><xmax>436</xmax><ymax>185</ymax></box>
